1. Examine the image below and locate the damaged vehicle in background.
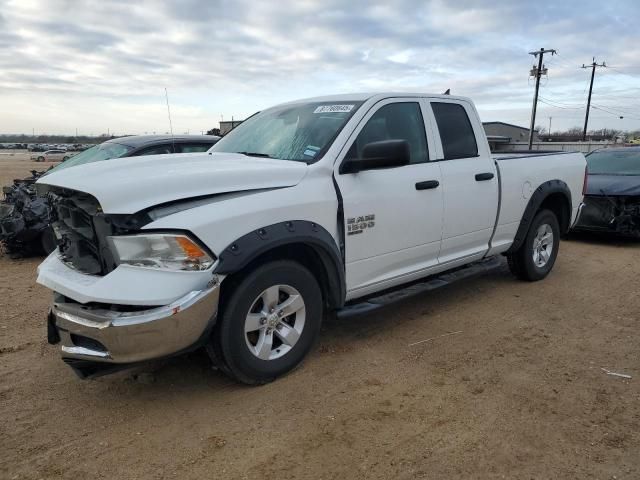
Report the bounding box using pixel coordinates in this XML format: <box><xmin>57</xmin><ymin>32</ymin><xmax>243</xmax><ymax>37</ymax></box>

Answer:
<box><xmin>0</xmin><ymin>135</ymin><xmax>220</xmax><ymax>256</ymax></box>
<box><xmin>0</xmin><ymin>169</ymin><xmax>56</xmax><ymax>255</ymax></box>
<box><xmin>573</xmin><ymin>146</ymin><xmax>640</xmax><ymax>237</ymax></box>
<box><xmin>47</xmin><ymin>134</ymin><xmax>221</xmax><ymax>174</ymax></box>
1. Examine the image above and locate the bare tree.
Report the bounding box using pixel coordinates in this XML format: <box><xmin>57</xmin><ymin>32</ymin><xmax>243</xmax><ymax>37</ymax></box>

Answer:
<box><xmin>565</xmin><ymin>126</ymin><xmax>583</xmax><ymax>136</ymax></box>
<box><xmin>587</xmin><ymin>128</ymin><xmax>620</xmax><ymax>139</ymax></box>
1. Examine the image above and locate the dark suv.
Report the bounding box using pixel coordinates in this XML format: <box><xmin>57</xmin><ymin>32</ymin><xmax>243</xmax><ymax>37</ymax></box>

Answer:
<box><xmin>48</xmin><ymin>134</ymin><xmax>220</xmax><ymax>173</ymax></box>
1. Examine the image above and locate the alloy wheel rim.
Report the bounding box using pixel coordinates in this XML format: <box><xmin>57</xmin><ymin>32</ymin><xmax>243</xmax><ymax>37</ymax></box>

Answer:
<box><xmin>244</xmin><ymin>284</ymin><xmax>306</xmax><ymax>361</ymax></box>
<box><xmin>532</xmin><ymin>223</ymin><xmax>554</xmax><ymax>268</ymax></box>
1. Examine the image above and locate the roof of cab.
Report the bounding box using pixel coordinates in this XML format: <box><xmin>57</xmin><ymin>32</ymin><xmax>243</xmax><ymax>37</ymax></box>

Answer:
<box><xmin>279</xmin><ymin>92</ymin><xmax>471</xmax><ymax>105</ymax></box>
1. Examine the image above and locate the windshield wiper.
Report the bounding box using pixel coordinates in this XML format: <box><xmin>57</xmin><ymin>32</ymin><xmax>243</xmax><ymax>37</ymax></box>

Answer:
<box><xmin>237</xmin><ymin>151</ymin><xmax>273</xmax><ymax>158</ymax></box>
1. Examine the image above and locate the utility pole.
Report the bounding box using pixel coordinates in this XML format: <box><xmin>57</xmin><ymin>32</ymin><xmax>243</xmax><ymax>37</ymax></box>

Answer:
<box><xmin>528</xmin><ymin>48</ymin><xmax>556</xmax><ymax>149</ymax></box>
<box><xmin>548</xmin><ymin>116</ymin><xmax>552</xmax><ymax>136</ymax></box>
<box><xmin>581</xmin><ymin>58</ymin><xmax>606</xmax><ymax>141</ymax></box>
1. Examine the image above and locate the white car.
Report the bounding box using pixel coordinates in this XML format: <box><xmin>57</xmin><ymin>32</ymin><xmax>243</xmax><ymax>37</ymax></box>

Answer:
<box><xmin>31</xmin><ymin>150</ymin><xmax>71</xmax><ymax>162</ymax></box>
<box><xmin>36</xmin><ymin>92</ymin><xmax>587</xmax><ymax>383</ymax></box>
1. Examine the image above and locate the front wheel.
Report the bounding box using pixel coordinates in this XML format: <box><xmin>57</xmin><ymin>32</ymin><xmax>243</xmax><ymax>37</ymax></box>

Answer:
<box><xmin>37</xmin><ymin>156</ymin><xmax>44</xmax><ymax>162</ymax></box>
<box><xmin>209</xmin><ymin>260</ymin><xmax>323</xmax><ymax>385</ymax></box>
<box><xmin>507</xmin><ymin>209</ymin><xmax>560</xmax><ymax>281</ymax></box>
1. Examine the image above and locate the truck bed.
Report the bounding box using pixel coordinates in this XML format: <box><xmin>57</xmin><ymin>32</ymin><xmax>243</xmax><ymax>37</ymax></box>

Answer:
<box><xmin>488</xmin><ymin>150</ymin><xmax>586</xmax><ymax>256</ymax></box>
<box><xmin>492</xmin><ymin>151</ymin><xmax>576</xmax><ymax>160</ymax></box>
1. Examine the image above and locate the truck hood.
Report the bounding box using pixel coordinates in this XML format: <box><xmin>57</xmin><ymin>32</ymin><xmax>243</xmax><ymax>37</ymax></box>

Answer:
<box><xmin>586</xmin><ymin>174</ymin><xmax>640</xmax><ymax>197</ymax></box>
<box><xmin>37</xmin><ymin>152</ymin><xmax>308</xmax><ymax>213</ymax></box>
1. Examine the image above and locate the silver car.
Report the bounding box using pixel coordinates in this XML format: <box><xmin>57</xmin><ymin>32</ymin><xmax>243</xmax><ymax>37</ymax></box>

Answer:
<box><xmin>31</xmin><ymin>150</ymin><xmax>71</xmax><ymax>162</ymax></box>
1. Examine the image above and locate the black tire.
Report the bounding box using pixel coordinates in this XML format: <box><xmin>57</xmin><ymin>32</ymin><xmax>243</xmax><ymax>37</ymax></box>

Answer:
<box><xmin>209</xmin><ymin>260</ymin><xmax>323</xmax><ymax>385</ymax></box>
<box><xmin>62</xmin><ymin>156</ymin><xmax>69</xmax><ymax>161</ymax></box>
<box><xmin>39</xmin><ymin>227</ymin><xmax>57</xmax><ymax>255</ymax></box>
<box><xmin>507</xmin><ymin>209</ymin><xmax>560</xmax><ymax>281</ymax></box>
<box><xmin>37</xmin><ymin>156</ymin><xmax>44</xmax><ymax>162</ymax></box>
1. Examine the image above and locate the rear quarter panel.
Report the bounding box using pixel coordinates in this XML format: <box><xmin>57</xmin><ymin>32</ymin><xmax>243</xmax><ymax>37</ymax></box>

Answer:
<box><xmin>489</xmin><ymin>152</ymin><xmax>586</xmax><ymax>254</ymax></box>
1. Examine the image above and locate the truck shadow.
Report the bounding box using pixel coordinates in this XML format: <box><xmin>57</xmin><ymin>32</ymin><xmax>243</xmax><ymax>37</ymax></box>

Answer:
<box><xmin>321</xmin><ymin>263</ymin><xmax>511</xmax><ymax>342</ymax></box>
<box><xmin>565</xmin><ymin>231</ymin><xmax>640</xmax><ymax>248</ymax></box>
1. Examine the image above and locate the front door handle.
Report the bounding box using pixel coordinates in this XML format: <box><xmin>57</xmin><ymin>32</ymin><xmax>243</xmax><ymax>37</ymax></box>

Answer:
<box><xmin>475</xmin><ymin>172</ymin><xmax>494</xmax><ymax>181</ymax></box>
<box><xmin>415</xmin><ymin>180</ymin><xmax>440</xmax><ymax>190</ymax></box>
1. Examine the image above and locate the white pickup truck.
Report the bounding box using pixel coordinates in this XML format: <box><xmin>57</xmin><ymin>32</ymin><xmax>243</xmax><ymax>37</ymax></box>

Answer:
<box><xmin>36</xmin><ymin>93</ymin><xmax>587</xmax><ymax>384</ymax></box>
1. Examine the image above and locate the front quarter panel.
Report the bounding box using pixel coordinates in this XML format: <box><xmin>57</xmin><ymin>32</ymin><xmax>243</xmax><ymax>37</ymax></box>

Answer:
<box><xmin>143</xmin><ymin>168</ymin><xmax>339</xmax><ymax>263</ymax></box>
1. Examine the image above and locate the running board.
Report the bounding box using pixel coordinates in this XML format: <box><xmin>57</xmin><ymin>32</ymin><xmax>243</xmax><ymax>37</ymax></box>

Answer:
<box><xmin>336</xmin><ymin>256</ymin><xmax>504</xmax><ymax>319</ymax></box>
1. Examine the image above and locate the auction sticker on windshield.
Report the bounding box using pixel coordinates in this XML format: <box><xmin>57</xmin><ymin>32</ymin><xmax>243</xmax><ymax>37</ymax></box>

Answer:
<box><xmin>303</xmin><ymin>145</ymin><xmax>321</xmax><ymax>157</ymax></box>
<box><xmin>313</xmin><ymin>105</ymin><xmax>354</xmax><ymax>113</ymax></box>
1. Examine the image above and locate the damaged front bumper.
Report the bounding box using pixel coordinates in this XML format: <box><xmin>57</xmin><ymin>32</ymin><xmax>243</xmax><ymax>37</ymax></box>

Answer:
<box><xmin>38</xmin><ymin>252</ymin><xmax>222</xmax><ymax>378</ymax></box>
<box><xmin>573</xmin><ymin>195</ymin><xmax>640</xmax><ymax>237</ymax></box>
<box><xmin>48</xmin><ymin>285</ymin><xmax>220</xmax><ymax>378</ymax></box>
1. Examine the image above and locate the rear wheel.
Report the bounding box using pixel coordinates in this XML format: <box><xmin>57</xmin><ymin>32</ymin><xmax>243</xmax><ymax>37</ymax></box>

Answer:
<box><xmin>507</xmin><ymin>209</ymin><xmax>560</xmax><ymax>281</ymax></box>
<box><xmin>62</xmin><ymin>156</ymin><xmax>69</xmax><ymax>161</ymax></box>
<box><xmin>209</xmin><ymin>260</ymin><xmax>323</xmax><ymax>385</ymax></box>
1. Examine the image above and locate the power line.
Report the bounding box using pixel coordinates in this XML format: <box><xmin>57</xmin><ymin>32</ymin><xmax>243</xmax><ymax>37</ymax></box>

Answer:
<box><xmin>592</xmin><ymin>104</ymin><xmax>640</xmax><ymax>120</ymax></box>
<box><xmin>546</xmin><ymin>52</ymin><xmax>579</xmax><ymax>70</ymax></box>
<box><xmin>539</xmin><ymin>99</ymin><xmax>579</xmax><ymax>110</ymax></box>
<box><xmin>604</xmin><ymin>65</ymin><xmax>638</xmax><ymax>78</ymax></box>
<box><xmin>581</xmin><ymin>58</ymin><xmax>606</xmax><ymax>141</ymax></box>
<box><xmin>591</xmin><ymin>105</ymin><xmax>628</xmax><ymax>119</ymax></box>
<box><xmin>592</xmin><ymin>102</ymin><xmax>640</xmax><ymax>114</ymax></box>
<box><xmin>538</xmin><ymin>95</ymin><xmax>584</xmax><ymax>109</ymax></box>
<box><xmin>593</xmin><ymin>106</ymin><xmax>640</xmax><ymax>122</ymax></box>
<box><xmin>544</xmin><ymin>55</ymin><xmax>575</xmax><ymax>70</ymax></box>
<box><xmin>593</xmin><ymin>91</ymin><xmax>640</xmax><ymax>103</ymax></box>
<box><xmin>527</xmin><ymin>47</ymin><xmax>556</xmax><ymax>149</ymax></box>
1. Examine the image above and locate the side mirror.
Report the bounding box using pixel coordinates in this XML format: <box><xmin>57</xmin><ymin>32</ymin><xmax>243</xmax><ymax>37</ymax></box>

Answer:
<box><xmin>340</xmin><ymin>139</ymin><xmax>410</xmax><ymax>174</ymax></box>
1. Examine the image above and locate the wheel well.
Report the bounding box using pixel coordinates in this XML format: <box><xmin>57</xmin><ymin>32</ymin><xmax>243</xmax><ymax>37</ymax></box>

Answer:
<box><xmin>506</xmin><ymin>180</ymin><xmax>572</xmax><ymax>253</ymax></box>
<box><xmin>539</xmin><ymin>192</ymin><xmax>571</xmax><ymax>233</ymax></box>
<box><xmin>219</xmin><ymin>243</ymin><xmax>342</xmax><ymax>311</ymax></box>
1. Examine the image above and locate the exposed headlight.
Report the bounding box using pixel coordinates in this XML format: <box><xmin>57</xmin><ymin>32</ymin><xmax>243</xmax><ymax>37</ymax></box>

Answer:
<box><xmin>0</xmin><ymin>203</ymin><xmax>15</xmax><ymax>219</ymax></box>
<box><xmin>108</xmin><ymin>233</ymin><xmax>215</xmax><ymax>271</ymax></box>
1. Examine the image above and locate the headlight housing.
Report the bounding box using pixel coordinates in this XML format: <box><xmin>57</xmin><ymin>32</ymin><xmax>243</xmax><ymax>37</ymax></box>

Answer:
<box><xmin>108</xmin><ymin>233</ymin><xmax>215</xmax><ymax>271</ymax></box>
<box><xmin>0</xmin><ymin>203</ymin><xmax>15</xmax><ymax>219</ymax></box>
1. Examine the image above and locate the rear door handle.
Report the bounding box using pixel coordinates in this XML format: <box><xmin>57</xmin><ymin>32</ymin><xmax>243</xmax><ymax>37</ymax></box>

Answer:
<box><xmin>415</xmin><ymin>180</ymin><xmax>440</xmax><ymax>190</ymax></box>
<box><xmin>475</xmin><ymin>172</ymin><xmax>494</xmax><ymax>181</ymax></box>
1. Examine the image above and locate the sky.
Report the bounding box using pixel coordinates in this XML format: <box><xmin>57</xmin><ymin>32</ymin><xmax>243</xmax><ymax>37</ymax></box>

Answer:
<box><xmin>1</xmin><ymin>0</ymin><xmax>639</xmax><ymax>136</ymax></box>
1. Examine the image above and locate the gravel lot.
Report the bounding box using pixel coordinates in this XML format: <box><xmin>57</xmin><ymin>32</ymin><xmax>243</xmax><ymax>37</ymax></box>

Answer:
<box><xmin>1</xmin><ymin>155</ymin><xmax>639</xmax><ymax>479</ymax></box>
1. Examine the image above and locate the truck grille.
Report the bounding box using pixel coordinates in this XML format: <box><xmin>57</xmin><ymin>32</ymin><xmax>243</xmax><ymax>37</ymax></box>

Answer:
<box><xmin>47</xmin><ymin>188</ymin><xmax>105</xmax><ymax>275</ymax></box>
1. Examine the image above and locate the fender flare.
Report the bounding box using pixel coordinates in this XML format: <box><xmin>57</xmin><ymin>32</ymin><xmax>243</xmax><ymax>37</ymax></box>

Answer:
<box><xmin>507</xmin><ymin>179</ymin><xmax>572</xmax><ymax>253</ymax></box>
<box><xmin>214</xmin><ymin>220</ymin><xmax>346</xmax><ymax>308</ymax></box>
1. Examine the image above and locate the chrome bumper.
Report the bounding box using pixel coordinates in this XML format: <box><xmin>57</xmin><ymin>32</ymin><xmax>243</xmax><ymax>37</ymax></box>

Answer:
<box><xmin>49</xmin><ymin>284</ymin><xmax>220</xmax><ymax>365</ymax></box>
<box><xmin>571</xmin><ymin>202</ymin><xmax>586</xmax><ymax>229</ymax></box>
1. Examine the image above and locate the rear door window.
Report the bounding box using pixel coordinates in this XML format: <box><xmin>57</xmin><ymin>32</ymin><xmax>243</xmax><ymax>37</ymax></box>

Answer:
<box><xmin>431</xmin><ymin>102</ymin><xmax>478</xmax><ymax>160</ymax></box>
<box><xmin>132</xmin><ymin>144</ymin><xmax>175</xmax><ymax>156</ymax></box>
<box><xmin>176</xmin><ymin>143</ymin><xmax>214</xmax><ymax>153</ymax></box>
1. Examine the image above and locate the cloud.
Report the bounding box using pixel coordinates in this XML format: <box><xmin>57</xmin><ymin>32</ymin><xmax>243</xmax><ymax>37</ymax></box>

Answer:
<box><xmin>1</xmin><ymin>0</ymin><xmax>639</xmax><ymax>134</ymax></box>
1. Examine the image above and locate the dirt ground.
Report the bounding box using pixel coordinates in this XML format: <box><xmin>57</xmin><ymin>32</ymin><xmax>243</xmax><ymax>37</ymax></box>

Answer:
<box><xmin>1</xmin><ymin>154</ymin><xmax>639</xmax><ymax>480</ymax></box>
